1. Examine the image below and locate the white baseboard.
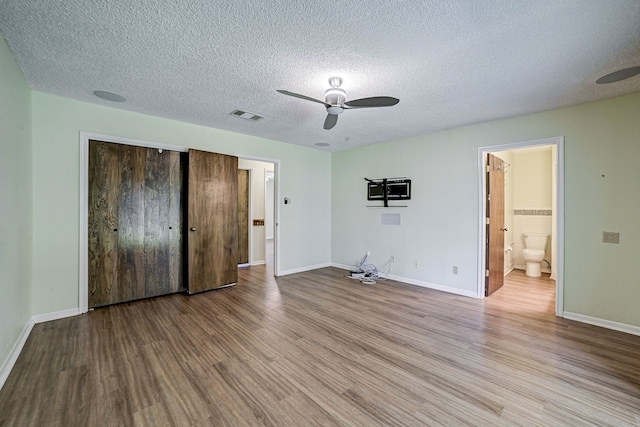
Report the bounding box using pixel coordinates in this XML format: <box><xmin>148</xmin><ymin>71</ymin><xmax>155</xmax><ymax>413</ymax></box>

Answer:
<box><xmin>0</xmin><ymin>307</ymin><xmax>81</xmax><ymax>392</ymax></box>
<box><xmin>387</xmin><ymin>273</ymin><xmax>479</xmax><ymax>298</ymax></box>
<box><xmin>332</xmin><ymin>263</ymin><xmax>354</xmax><ymax>271</ymax></box>
<box><xmin>0</xmin><ymin>319</ymin><xmax>34</xmax><ymax>392</ymax></box>
<box><xmin>331</xmin><ymin>262</ymin><xmax>353</xmax><ymax>270</ymax></box>
<box><xmin>32</xmin><ymin>308</ymin><xmax>81</xmax><ymax>324</ymax></box>
<box><xmin>331</xmin><ymin>263</ymin><xmax>479</xmax><ymax>298</ymax></box>
<box><xmin>251</xmin><ymin>260</ymin><xmax>266</xmax><ymax>266</ymax></box>
<box><xmin>563</xmin><ymin>312</ymin><xmax>640</xmax><ymax>337</ymax></box>
<box><xmin>279</xmin><ymin>262</ymin><xmax>331</xmax><ymax>276</ymax></box>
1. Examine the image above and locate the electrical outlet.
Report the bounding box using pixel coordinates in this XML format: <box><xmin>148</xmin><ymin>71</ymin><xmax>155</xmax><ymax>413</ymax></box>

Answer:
<box><xmin>390</xmin><ymin>255</ymin><xmax>394</xmax><ymax>262</ymax></box>
<box><xmin>453</xmin><ymin>266</ymin><xmax>458</xmax><ymax>275</ymax></box>
<box><xmin>603</xmin><ymin>232</ymin><xmax>620</xmax><ymax>244</ymax></box>
<box><xmin>413</xmin><ymin>260</ymin><xmax>419</xmax><ymax>268</ymax></box>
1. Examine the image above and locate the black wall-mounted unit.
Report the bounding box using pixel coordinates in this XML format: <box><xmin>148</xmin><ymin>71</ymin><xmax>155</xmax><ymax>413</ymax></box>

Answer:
<box><xmin>365</xmin><ymin>177</ymin><xmax>411</xmax><ymax>207</ymax></box>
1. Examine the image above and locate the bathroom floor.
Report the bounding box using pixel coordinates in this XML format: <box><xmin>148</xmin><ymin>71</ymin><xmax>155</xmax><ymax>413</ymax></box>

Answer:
<box><xmin>487</xmin><ymin>269</ymin><xmax>556</xmax><ymax>315</ymax></box>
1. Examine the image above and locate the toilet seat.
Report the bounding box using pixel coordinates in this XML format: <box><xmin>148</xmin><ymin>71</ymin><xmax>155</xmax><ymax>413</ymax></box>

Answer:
<box><xmin>523</xmin><ymin>249</ymin><xmax>544</xmax><ymax>257</ymax></box>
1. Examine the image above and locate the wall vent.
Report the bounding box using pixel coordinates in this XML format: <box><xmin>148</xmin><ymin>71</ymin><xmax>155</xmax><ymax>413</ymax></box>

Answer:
<box><xmin>230</xmin><ymin>109</ymin><xmax>264</xmax><ymax>121</ymax></box>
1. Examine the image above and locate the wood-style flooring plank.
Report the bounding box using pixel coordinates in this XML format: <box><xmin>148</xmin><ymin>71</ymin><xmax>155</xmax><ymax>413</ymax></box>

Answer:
<box><xmin>1</xmin><ymin>268</ymin><xmax>640</xmax><ymax>426</ymax></box>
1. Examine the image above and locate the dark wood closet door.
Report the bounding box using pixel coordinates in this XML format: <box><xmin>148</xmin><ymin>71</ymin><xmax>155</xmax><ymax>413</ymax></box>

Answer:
<box><xmin>137</xmin><ymin>146</ymin><xmax>183</xmax><ymax>299</ymax></box>
<box><xmin>188</xmin><ymin>149</ymin><xmax>239</xmax><ymax>293</ymax></box>
<box><xmin>115</xmin><ymin>144</ymin><xmax>145</xmax><ymax>303</ymax></box>
<box><xmin>88</xmin><ymin>141</ymin><xmax>121</xmax><ymax>307</ymax></box>
<box><xmin>238</xmin><ymin>169</ymin><xmax>250</xmax><ymax>264</ymax></box>
<box><xmin>88</xmin><ymin>140</ymin><xmax>183</xmax><ymax>308</ymax></box>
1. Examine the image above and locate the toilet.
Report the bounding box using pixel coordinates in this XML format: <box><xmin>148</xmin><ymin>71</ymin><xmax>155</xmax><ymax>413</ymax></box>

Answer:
<box><xmin>522</xmin><ymin>233</ymin><xmax>548</xmax><ymax>277</ymax></box>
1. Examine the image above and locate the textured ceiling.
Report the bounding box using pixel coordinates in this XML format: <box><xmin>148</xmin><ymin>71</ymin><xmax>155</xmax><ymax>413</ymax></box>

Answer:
<box><xmin>1</xmin><ymin>0</ymin><xmax>640</xmax><ymax>151</ymax></box>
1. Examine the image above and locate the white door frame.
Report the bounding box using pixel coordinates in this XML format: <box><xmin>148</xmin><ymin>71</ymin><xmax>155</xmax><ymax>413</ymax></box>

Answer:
<box><xmin>79</xmin><ymin>132</ymin><xmax>282</xmax><ymax>314</ymax></box>
<box><xmin>477</xmin><ymin>136</ymin><xmax>565</xmax><ymax>316</ymax></box>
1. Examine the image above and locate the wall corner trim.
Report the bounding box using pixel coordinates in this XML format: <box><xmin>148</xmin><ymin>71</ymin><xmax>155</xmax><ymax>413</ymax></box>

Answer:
<box><xmin>563</xmin><ymin>312</ymin><xmax>640</xmax><ymax>337</ymax></box>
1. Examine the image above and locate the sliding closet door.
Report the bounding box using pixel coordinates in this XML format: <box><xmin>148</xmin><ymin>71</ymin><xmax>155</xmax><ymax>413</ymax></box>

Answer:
<box><xmin>88</xmin><ymin>141</ymin><xmax>121</xmax><ymax>307</ymax></box>
<box><xmin>88</xmin><ymin>140</ymin><xmax>184</xmax><ymax>308</ymax></box>
<box><xmin>188</xmin><ymin>149</ymin><xmax>239</xmax><ymax>293</ymax></box>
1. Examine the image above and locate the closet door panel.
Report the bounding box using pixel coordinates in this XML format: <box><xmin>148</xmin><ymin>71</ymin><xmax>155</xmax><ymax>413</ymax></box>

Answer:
<box><xmin>188</xmin><ymin>149</ymin><xmax>238</xmax><ymax>293</ymax></box>
<box><xmin>116</xmin><ymin>144</ymin><xmax>146</xmax><ymax>303</ymax></box>
<box><xmin>142</xmin><ymin>147</ymin><xmax>171</xmax><ymax>297</ymax></box>
<box><xmin>89</xmin><ymin>141</ymin><xmax>184</xmax><ymax>308</ymax></box>
<box><xmin>88</xmin><ymin>140</ymin><xmax>121</xmax><ymax>308</ymax></box>
<box><xmin>168</xmin><ymin>152</ymin><xmax>185</xmax><ymax>292</ymax></box>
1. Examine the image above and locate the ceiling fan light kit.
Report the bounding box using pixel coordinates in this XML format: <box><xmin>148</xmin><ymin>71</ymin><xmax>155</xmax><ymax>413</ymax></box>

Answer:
<box><xmin>277</xmin><ymin>77</ymin><xmax>399</xmax><ymax>130</ymax></box>
<box><xmin>325</xmin><ymin>87</ymin><xmax>346</xmax><ymax>108</ymax></box>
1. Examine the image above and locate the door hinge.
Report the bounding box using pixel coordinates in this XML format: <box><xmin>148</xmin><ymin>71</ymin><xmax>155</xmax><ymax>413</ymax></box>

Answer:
<box><xmin>487</xmin><ymin>193</ymin><xmax>490</xmax><ymax>201</ymax></box>
<box><xmin>486</xmin><ymin>218</ymin><xmax>490</xmax><ymax>225</ymax></box>
<box><xmin>486</xmin><ymin>165</ymin><xmax>490</xmax><ymax>172</ymax></box>
<box><xmin>485</xmin><ymin>269</ymin><xmax>490</xmax><ymax>277</ymax></box>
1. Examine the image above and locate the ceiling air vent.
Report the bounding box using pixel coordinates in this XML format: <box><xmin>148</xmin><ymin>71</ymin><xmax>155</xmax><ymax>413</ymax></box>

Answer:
<box><xmin>230</xmin><ymin>109</ymin><xmax>264</xmax><ymax>121</ymax></box>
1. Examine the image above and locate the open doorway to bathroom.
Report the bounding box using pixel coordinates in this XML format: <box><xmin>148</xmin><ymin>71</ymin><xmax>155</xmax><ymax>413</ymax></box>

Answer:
<box><xmin>237</xmin><ymin>158</ymin><xmax>278</xmax><ymax>275</ymax></box>
<box><xmin>478</xmin><ymin>137</ymin><xmax>564</xmax><ymax>316</ymax></box>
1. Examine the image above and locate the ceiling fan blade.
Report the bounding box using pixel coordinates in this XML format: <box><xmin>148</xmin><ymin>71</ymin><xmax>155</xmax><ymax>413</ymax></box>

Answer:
<box><xmin>276</xmin><ymin>90</ymin><xmax>330</xmax><ymax>107</ymax></box>
<box><xmin>323</xmin><ymin>114</ymin><xmax>338</xmax><ymax>130</ymax></box>
<box><xmin>344</xmin><ymin>96</ymin><xmax>400</xmax><ymax>109</ymax></box>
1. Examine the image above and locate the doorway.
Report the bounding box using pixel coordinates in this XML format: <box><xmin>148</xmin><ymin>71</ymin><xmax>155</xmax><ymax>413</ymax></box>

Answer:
<box><xmin>478</xmin><ymin>137</ymin><xmax>564</xmax><ymax>316</ymax></box>
<box><xmin>237</xmin><ymin>158</ymin><xmax>278</xmax><ymax>273</ymax></box>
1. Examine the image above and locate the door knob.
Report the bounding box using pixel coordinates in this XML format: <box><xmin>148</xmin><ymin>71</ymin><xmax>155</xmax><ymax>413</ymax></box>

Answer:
<box><xmin>190</xmin><ymin>227</ymin><xmax>196</xmax><ymax>231</ymax></box>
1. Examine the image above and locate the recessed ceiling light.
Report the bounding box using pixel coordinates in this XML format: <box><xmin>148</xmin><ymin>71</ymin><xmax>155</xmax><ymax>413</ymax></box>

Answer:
<box><xmin>93</xmin><ymin>90</ymin><xmax>126</xmax><ymax>102</ymax></box>
<box><xmin>315</xmin><ymin>143</ymin><xmax>330</xmax><ymax>147</ymax></box>
<box><xmin>596</xmin><ymin>66</ymin><xmax>640</xmax><ymax>84</ymax></box>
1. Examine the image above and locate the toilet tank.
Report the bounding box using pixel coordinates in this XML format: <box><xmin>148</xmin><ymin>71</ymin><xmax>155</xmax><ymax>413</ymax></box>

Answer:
<box><xmin>524</xmin><ymin>233</ymin><xmax>548</xmax><ymax>250</ymax></box>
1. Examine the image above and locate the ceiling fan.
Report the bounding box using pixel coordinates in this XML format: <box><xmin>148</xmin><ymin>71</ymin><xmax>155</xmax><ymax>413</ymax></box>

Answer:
<box><xmin>277</xmin><ymin>77</ymin><xmax>399</xmax><ymax>130</ymax></box>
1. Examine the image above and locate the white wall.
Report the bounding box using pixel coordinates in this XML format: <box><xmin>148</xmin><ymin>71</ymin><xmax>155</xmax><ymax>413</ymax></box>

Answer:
<box><xmin>265</xmin><ymin>172</ymin><xmax>275</xmax><ymax>240</ymax></box>
<box><xmin>332</xmin><ymin>91</ymin><xmax>640</xmax><ymax>328</ymax></box>
<box><xmin>30</xmin><ymin>92</ymin><xmax>331</xmax><ymax>315</ymax></box>
<box><xmin>332</xmin><ymin>140</ymin><xmax>479</xmax><ymax>295</ymax></box>
<box><xmin>0</xmin><ymin>37</ymin><xmax>32</xmax><ymax>373</ymax></box>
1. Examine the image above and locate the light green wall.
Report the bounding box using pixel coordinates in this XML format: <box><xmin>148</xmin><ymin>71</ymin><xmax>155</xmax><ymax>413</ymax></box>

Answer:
<box><xmin>31</xmin><ymin>92</ymin><xmax>331</xmax><ymax>315</ymax></box>
<box><xmin>0</xmin><ymin>36</ymin><xmax>32</xmax><ymax>365</ymax></box>
<box><xmin>332</xmin><ymin>91</ymin><xmax>640</xmax><ymax>327</ymax></box>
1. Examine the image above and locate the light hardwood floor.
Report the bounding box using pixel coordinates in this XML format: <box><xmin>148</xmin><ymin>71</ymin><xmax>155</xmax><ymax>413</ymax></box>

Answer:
<box><xmin>1</xmin><ymin>267</ymin><xmax>639</xmax><ymax>426</ymax></box>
